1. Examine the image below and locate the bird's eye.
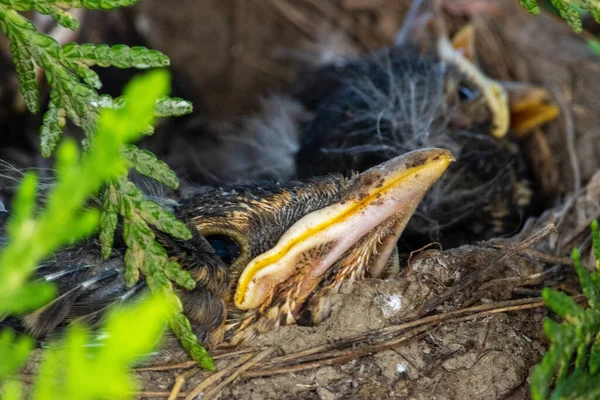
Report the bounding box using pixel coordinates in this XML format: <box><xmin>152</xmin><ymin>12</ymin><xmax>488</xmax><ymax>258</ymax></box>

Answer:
<box><xmin>205</xmin><ymin>235</ymin><xmax>241</xmax><ymax>265</ymax></box>
<box><xmin>458</xmin><ymin>86</ymin><xmax>475</xmax><ymax>102</ymax></box>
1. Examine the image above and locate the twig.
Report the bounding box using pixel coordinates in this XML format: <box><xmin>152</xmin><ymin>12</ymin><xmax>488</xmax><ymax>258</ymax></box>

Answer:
<box><xmin>136</xmin><ymin>361</ymin><xmax>197</xmax><ymax>372</ymax></box>
<box><xmin>168</xmin><ymin>369</ymin><xmax>197</xmax><ymax>400</ymax></box>
<box><xmin>402</xmin><ymin>224</ymin><xmax>556</xmax><ymax>320</ymax></box>
<box><xmin>265</xmin><ymin>0</ymin><xmax>319</xmax><ymax>39</ymax></box>
<box><xmin>476</xmin><ymin>264</ymin><xmax>564</xmax><ymax>292</ymax></box>
<box><xmin>183</xmin><ymin>354</ymin><xmax>254</xmax><ymax>400</ymax></box>
<box><xmin>243</xmin><ymin>296</ymin><xmax>572</xmax><ymax>378</ymax></box>
<box><xmin>136</xmin><ymin>347</ymin><xmax>258</xmax><ymax>372</ymax></box>
<box><xmin>202</xmin><ymin>348</ymin><xmax>277</xmax><ymax>398</ymax></box>
<box><xmin>407</xmin><ymin>242</ymin><xmax>443</xmax><ymax>268</ymax></box>
<box><xmin>551</xmin><ymin>85</ymin><xmax>580</xmax><ymax>191</ymax></box>
<box><xmin>243</xmin><ymin>324</ymin><xmax>432</xmax><ymax>378</ymax></box>
<box><xmin>486</xmin><ymin>242</ymin><xmax>573</xmax><ymax>266</ymax></box>
<box><xmin>254</xmin><ymin>296</ymin><xmax>560</xmax><ymax>371</ymax></box>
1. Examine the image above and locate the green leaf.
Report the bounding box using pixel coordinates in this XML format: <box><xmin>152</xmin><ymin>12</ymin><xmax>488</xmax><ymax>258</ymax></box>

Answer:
<box><xmin>165</xmin><ymin>261</ymin><xmax>196</xmax><ymax>290</ymax></box>
<box><xmin>44</xmin><ymin>5</ymin><xmax>80</xmax><ymax>30</ymax></box>
<box><xmin>592</xmin><ymin>220</ymin><xmax>600</xmax><ymax>271</ymax></box>
<box><xmin>0</xmin><ymin>0</ymin><xmax>213</xmax><ymax>372</ymax></box>
<box><xmin>8</xmin><ymin>41</ymin><xmax>39</xmax><ymax>113</ymax></box>
<box><xmin>121</xmin><ymin>145</ymin><xmax>179</xmax><ymax>189</ymax></box>
<box><xmin>100</xmin><ymin>184</ymin><xmax>119</xmax><ymax>259</ymax></box>
<box><xmin>519</xmin><ymin>0</ymin><xmax>600</xmax><ymax>33</ymax></box>
<box><xmin>139</xmin><ymin>199</ymin><xmax>191</xmax><ymax>240</ymax></box>
<box><xmin>1</xmin><ymin>282</ymin><xmax>56</xmax><ymax>315</ymax></box>
<box><xmin>2</xmin><ymin>380</ymin><xmax>23</xmax><ymax>400</ymax></box>
<box><xmin>74</xmin><ymin>63</ymin><xmax>102</xmax><ymax>89</ymax></box>
<box><xmin>550</xmin><ymin>0</ymin><xmax>584</xmax><ymax>32</ymax></box>
<box><xmin>573</xmin><ymin>248</ymin><xmax>600</xmax><ymax>308</ymax></box>
<box><xmin>122</xmin><ymin>218</ymin><xmax>148</xmax><ymax>287</ymax></box>
<box><xmin>99</xmin><ymin>70</ymin><xmax>169</xmax><ymax>139</ymax></box>
<box><xmin>542</xmin><ymin>287</ymin><xmax>582</xmax><ymax>320</ymax></box>
<box><xmin>520</xmin><ymin>0</ymin><xmax>540</xmax><ymax>14</ymax></box>
<box><xmin>6</xmin><ymin>173</ymin><xmax>37</xmax><ymax>237</ymax></box>
<box><xmin>589</xmin><ymin>331</ymin><xmax>600</xmax><ymax>374</ymax></box>
<box><xmin>0</xmin><ymin>329</ymin><xmax>34</xmax><ymax>379</ymax></box>
<box><xmin>40</xmin><ymin>98</ymin><xmax>65</xmax><ymax>157</ymax></box>
<box><xmin>170</xmin><ymin>311</ymin><xmax>215</xmax><ymax>371</ymax></box>
<box><xmin>552</xmin><ymin>368</ymin><xmax>600</xmax><ymax>399</ymax></box>
<box><xmin>531</xmin><ymin>220</ymin><xmax>600</xmax><ymax>399</ymax></box>
<box><xmin>60</xmin><ymin>43</ymin><xmax>169</xmax><ymax>69</ymax></box>
<box><xmin>155</xmin><ymin>97</ymin><xmax>193</xmax><ymax>117</ymax></box>
<box><xmin>32</xmin><ymin>293</ymin><xmax>173</xmax><ymax>399</ymax></box>
<box><xmin>109</xmin><ymin>165</ymin><xmax>209</xmax><ymax>368</ymax></box>
<box><xmin>0</xmin><ymin>71</ymin><xmax>167</xmax><ymax>316</ymax></box>
<box><xmin>59</xmin><ymin>0</ymin><xmax>141</xmax><ymax>10</ymax></box>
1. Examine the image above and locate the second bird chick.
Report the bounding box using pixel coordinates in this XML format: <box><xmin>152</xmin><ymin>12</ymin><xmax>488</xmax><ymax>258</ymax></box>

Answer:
<box><xmin>292</xmin><ymin>0</ymin><xmax>558</xmax><ymax>248</ymax></box>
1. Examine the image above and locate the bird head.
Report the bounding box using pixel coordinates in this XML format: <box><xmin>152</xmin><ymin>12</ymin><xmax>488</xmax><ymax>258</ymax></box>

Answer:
<box><xmin>177</xmin><ymin>148</ymin><xmax>453</xmax><ymax>344</ymax></box>
<box><xmin>394</xmin><ymin>0</ymin><xmax>559</xmax><ymax>139</ymax></box>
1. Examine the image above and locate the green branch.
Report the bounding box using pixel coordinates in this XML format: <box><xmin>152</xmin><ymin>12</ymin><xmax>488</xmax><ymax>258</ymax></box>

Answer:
<box><xmin>520</xmin><ymin>0</ymin><xmax>600</xmax><ymax>33</ymax></box>
<box><xmin>0</xmin><ymin>70</ymin><xmax>183</xmax><ymax>399</ymax></box>
<box><xmin>0</xmin><ymin>0</ymin><xmax>213</xmax><ymax>370</ymax></box>
<box><xmin>531</xmin><ymin>220</ymin><xmax>600</xmax><ymax>399</ymax></box>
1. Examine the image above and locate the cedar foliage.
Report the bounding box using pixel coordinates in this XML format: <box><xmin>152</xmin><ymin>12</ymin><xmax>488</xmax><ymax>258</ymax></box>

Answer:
<box><xmin>519</xmin><ymin>0</ymin><xmax>600</xmax><ymax>32</ymax></box>
<box><xmin>531</xmin><ymin>220</ymin><xmax>600</xmax><ymax>399</ymax></box>
<box><xmin>0</xmin><ymin>0</ymin><xmax>213</xmax><ymax>370</ymax></box>
<box><xmin>0</xmin><ymin>70</ymin><xmax>181</xmax><ymax>400</ymax></box>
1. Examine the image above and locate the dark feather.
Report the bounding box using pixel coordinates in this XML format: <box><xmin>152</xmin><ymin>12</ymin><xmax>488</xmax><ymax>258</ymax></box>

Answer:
<box><xmin>22</xmin><ymin>269</ymin><xmax>119</xmax><ymax>337</ymax></box>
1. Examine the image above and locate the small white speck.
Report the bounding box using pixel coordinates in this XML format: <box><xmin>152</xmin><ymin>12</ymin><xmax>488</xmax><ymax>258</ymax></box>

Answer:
<box><xmin>397</xmin><ymin>363</ymin><xmax>408</xmax><ymax>374</ymax></box>
<box><xmin>377</xmin><ymin>293</ymin><xmax>403</xmax><ymax>318</ymax></box>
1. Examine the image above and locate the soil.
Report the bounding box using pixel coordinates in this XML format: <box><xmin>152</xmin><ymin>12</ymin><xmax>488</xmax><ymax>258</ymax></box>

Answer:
<box><xmin>6</xmin><ymin>0</ymin><xmax>600</xmax><ymax>399</ymax></box>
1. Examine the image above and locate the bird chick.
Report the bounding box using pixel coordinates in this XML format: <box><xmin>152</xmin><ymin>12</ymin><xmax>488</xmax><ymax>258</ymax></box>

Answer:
<box><xmin>13</xmin><ymin>149</ymin><xmax>453</xmax><ymax>348</ymax></box>
<box><xmin>293</xmin><ymin>0</ymin><xmax>559</xmax><ymax>247</ymax></box>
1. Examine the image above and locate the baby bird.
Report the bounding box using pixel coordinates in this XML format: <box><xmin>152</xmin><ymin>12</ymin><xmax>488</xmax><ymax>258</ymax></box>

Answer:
<box><xmin>10</xmin><ymin>149</ymin><xmax>452</xmax><ymax>348</ymax></box>
<box><xmin>293</xmin><ymin>0</ymin><xmax>558</xmax><ymax>247</ymax></box>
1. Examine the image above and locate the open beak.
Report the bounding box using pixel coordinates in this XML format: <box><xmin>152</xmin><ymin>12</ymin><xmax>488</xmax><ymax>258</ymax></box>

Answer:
<box><xmin>501</xmin><ymin>81</ymin><xmax>560</xmax><ymax>137</ymax></box>
<box><xmin>234</xmin><ymin>148</ymin><xmax>454</xmax><ymax>310</ymax></box>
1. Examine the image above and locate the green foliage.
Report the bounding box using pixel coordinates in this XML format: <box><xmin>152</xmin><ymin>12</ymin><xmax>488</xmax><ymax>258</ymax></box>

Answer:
<box><xmin>0</xmin><ymin>70</ymin><xmax>165</xmax><ymax>315</ymax></box>
<box><xmin>0</xmin><ymin>70</ymin><xmax>190</xmax><ymax>399</ymax></box>
<box><xmin>0</xmin><ymin>3</ymin><xmax>170</xmax><ymax>152</ymax></box>
<box><xmin>0</xmin><ymin>330</ymin><xmax>34</xmax><ymax>380</ymax></box>
<box><xmin>519</xmin><ymin>0</ymin><xmax>600</xmax><ymax>33</ymax></box>
<box><xmin>531</xmin><ymin>220</ymin><xmax>600</xmax><ymax>399</ymax></box>
<box><xmin>0</xmin><ymin>0</ymin><xmax>213</xmax><ymax>369</ymax></box>
<box><xmin>2</xmin><ymin>295</ymin><xmax>174</xmax><ymax>400</ymax></box>
<box><xmin>31</xmin><ymin>294</ymin><xmax>173</xmax><ymax>400</ymax></box>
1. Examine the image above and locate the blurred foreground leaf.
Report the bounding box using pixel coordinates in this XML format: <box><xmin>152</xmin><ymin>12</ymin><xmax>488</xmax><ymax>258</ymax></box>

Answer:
<box><xmin>32</xmin><ymin>294</ymin><xmax>173</xmax><ymax>400</ymax></box>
